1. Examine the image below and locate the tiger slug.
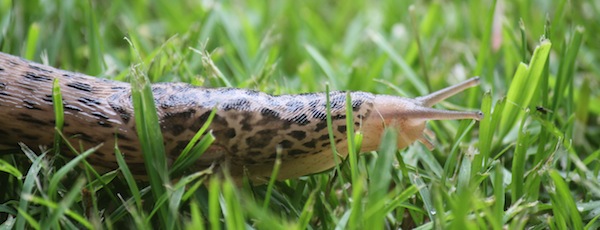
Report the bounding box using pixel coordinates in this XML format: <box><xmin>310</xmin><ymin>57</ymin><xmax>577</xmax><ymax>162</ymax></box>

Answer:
<box><xmin>0</xmin><ymin>52</ymin><xmax>482</xmax><ymax>183</ymax></box>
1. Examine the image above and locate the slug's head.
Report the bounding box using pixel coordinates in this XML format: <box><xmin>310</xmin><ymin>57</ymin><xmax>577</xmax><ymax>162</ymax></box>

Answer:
<box><xmin>362</xmin><ymin>77</ymin><xmax>483</xmax><ymax>151</ymax></box>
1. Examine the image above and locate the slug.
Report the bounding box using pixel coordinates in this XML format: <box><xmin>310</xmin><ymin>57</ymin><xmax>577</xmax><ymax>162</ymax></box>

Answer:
<box><xmin>0</xmin><ymin>52</ymin><xmax>482</xmax><ymax>183</ymax></box>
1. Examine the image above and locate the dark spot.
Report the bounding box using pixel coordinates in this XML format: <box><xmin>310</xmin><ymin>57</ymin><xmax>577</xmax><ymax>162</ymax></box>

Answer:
<box><xmin>215</xmin><ymin>88</ymin><xmax>236</xmax><ymax>94</ymax></box>
<box><xmin>244</xmin><ymin>90</ymin><xmax>259</xmax><ymax>96</ymax></box>
<box><xmin>290</xmin><ymin>114</ymin><xmax>310</xmax><ymax>126</ymax></box>
<box><xmin>42</xmin><ymin>94</ymin><xmax>53</xmax><ymax>103</ymax></box>
<box><xmin>64</xmin><ymin>104</ymin><xmax>82</xmax><ymax>112</ymax></box>
<box><xmin>166</xmin><ymin>125</ymin><xmax>186</xmax><ymax>136</ymax></box>
<box><xmin>119</xmin><ymin>145</ymin><xmax>138</xmax><ymax>152</ymax></box>
<box><xmin>0</xmin><ymin>91</ymin><xmax>10</xmax><ymax>96</ymax></box>
<box><xmin>221</xmin><ymin>98</ymin><xmax>251</xmax><ymax>111</ymax></box>
<box><xmin>97</xmin><ymin>121</ymin><xmax>113</xmax><ymax>128</ymax></box>
<box><xmin>240</xmin><ymin>117</ymin><xmax>253</xmax><ymax>131</ymax></box>
<box><xmin>261</xmin><ymin>108</ymin><xmax>280</xmax><ymax>119</ymax></box>
<box><xmin>195</xmin><ymin>111</ymin><xmax>211</xmax><ymax>124</ymax></box>
<box><xmin>278</xmin><ymin>140</ymin><xmax>294</xmax><ymax>148</ymax></box>
<box><xmin>23</xmin><ymin>99</ymin><xmax>42</xmax><ymax>110</ymax></box>
<box><xmin>311</xmin><ymin>111</ymin><xmax>326</xmax><ymax>120</ymax></box>
<box><xmin>23</xmin><ymin>72</ymin><xmax>52</xmax><ymax>82</ymax></box>
<box><xmin>62</xmin><ymin>73</ymin><xmax>74</xmax><ymax>78</ymax></box>
<box><xmin>303</xmin><ymin>140</ymin><xmax>316</xmax><ymax>148</ymax></box>
<box><xmin>0</xmin><ymin>67</ymin><xmax>4</xmax><ymax>71</ymax></box>
<box><xmin>352</xmin><ymin>99</ymin><xmax>364</xmax><ymax>111</ymax></box>
<box><xmin>337</xmin><ymin>125</ymin><xmax>347</xmax><ymax>133</ymax></box>
<box><xmin>88</xmin><ymin>158</ymin><xmax>119</xmax><ymax>170</ymax></box>
<box><xmin>21</xmin><ymin>134</ymin><xmax>40</xmax><ymax>141</ymax></box>
<box><xmin>151</xmin><ymin>86</ymin><xmax>167</xmax><ymax>95</ymax></box>
<box><xmin>317</xmin><ymin>134</ymin><xmax>329</xmax><ymax>141</ymax></box>
<box><xmin>169</xmin><ymin>141</ymin><xmax>189</xmax><ymax>157</ymax></box>
<box><xmin>116</xmin><ymin>133</ymin><xmax>132</xmax><ymax>141</ymax></box>
<box><xmin>331</xmin><ymin>94</ymin><xmax>345</xmax><ymax>109</ymax></box>
<box><xmin>129</xmin><ymin>163</ymin><xmax>149</xmax><ymax>175</ymax></box>
<box><xmin>66</xmin><ymin>82</ymin><xmax>93</xmax><ymax>92</ymax></box>
<box><xmin>289</xmin><ymin>149</ymin><xmax>309</xmax><ymax>156</ymax></box>
<box><xmin>78</xmin><ymin>97</ymin><xmax>101</xmax><ymax>106</ymax></box>
<box><xmin>10</xmin><ymin>128</ymin><xmax>24</xmax><ymax>135</ymax></box>
<box><xmin>110</xmin><ymin>104</ymin><xmax>131</xmax><ymax>123</ymax></box>
<box><xmin>16</xmin><ymin>113</ymin><xmax>48</xmax><ymax>126</ymax></box>
<box><xmin>94</xmin><ymin>151</ymin><xmax>106</xmax><ymax>157</ymax></box>
<box><xmin>285</xmin><ymin>100</ymin><xmax>303</xmax><ymax>113</ymax></box>
<box><xmin>243</xmin><ymin>157</ymin><xmax>259</xmax><ymax>164</ymax></box>
<box><xmin>315</xmin><ymin>120</ymin><xmax>328</xmax><ymax>132</ymax></box>
<box><xmin>0</xmin><ymin>82</ymin><xmax>5</xmax><ymax>88</ymax></box>
<box><xmin>229</xmin><ymin>145</ymin><xmax>239</xmax><ymax>154</ymax></box>
<box><xmin>91</xmin><ymin>111</ymin><xmax>110</xmax><ymax>120</ymax></box>
<box><xmin>320</xmin><ymin>142</ymin><xmax>330</xmax><ymax>148</ymax></box>
<box><xmin>246</xmin><ymin>129</ymin><xmax>276</xmax><ymax>148</ymax></box>
<box><xmin>215</xmin><ymin>128</ymin><xmax>236</xmax><ymax>139</ymax></box>
<box><xmin>354</xmin><ymin>121</ymin><xmax>360</xmax><ymax>127</ymax></box>
<box><xmin>111</xmin><ymin>86</ymin><xmax>126</xmax><ymax>90</ymax></box>
<box><xmin>163</xmin><ymin>109</ymin><xmax>196</xmax><ymax>123</ymax></box>
<box><xmin>332</xmin><ymin>114</ymin><xmax>346</xmax><ymax>120</ymax></box>
<box><xmin>71</xmin><ymin>132</ymin><xmax>96</xmax><ymax>143</ymax></box>
<box><xmin>289</xmin><ymin>130</ymin><xmax>306</xmax><ymax>140</ymax></box>
<box><xmin>192</xmin><ymin>112</ymin><xmax>227</xmax><ymax>132</ymax></box>
<box><xmin>248</xmin><ymin>151</ymin><xmax>263</xmax><ymax>156</ymax></box>
<box><xmin>308</xmin><ymin>98</ymin><xmax>323</xmax><ymax>108</ymax></box>
<box><xmin>28</xmin><ymin>64</ymin><xmax>53</xmax><ymax>73</ymax></box>
<box><xmin>254</xmin><ymin>113</ymin><xmax>291</xmax><ymax>130</ymax></box>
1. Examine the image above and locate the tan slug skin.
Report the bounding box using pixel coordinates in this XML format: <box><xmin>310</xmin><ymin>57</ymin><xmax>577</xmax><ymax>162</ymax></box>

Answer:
<box><xmin>0</xmin><ymin>52</ymin><xmax>482</xmax><ymax>183</ymax></box>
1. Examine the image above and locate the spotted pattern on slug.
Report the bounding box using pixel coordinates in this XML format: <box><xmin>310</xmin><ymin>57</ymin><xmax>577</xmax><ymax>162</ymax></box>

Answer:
<box><xmin>0</xmin><ymin>52</ymin><xmax>376</xmax><ymax>175</ymax></box>
<box><xmin>0</xmin><ymin>52</ymin><xmax>482</xmax><ymax>183</ymax></box>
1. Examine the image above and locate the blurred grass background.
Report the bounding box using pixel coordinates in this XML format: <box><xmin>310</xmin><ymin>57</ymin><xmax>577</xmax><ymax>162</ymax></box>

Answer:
<box><xmin>0</xmin><ymin>0</ymin><xmax>599</xmax><ymax>229</ymax></box>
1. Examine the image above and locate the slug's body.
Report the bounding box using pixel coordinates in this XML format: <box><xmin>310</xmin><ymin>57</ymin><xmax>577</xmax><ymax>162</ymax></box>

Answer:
<box><xmin>0</xmin><ymin>52</ymin><xmax>482</xmax><ymax>183</ymax></box>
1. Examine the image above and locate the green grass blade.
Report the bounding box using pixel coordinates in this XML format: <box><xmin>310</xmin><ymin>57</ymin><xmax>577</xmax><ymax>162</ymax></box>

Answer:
<box><xmin>128</xmin><ymin>42</ymin><xmax>174</xmax><ymax>228</ymax></box>
<box><xmin>345</xmin><ymin>92</ymin><xmax>359</xmax><ymax>183</ymax></box>
<box><xmin>16</xmin><ymin>208</ymin><xmax>39</xmax><ymax>230</ymax></box>
<box><xmin>43</xmin><ymin>177</ymin><xmax>91</xmax><ymax>229</ymax></box>
<box><xmin>52</xmin><ymin>78</ymin><xmax>64</xmax><ymax>156</ymax></box>
<box><xmin>500</xmin><ymin>41</ymin><xmax>552</xmax><ymax>136</ymax></box>
<box><xmin>511</xmin><ymin>116</ymin><xmax>529</xmax><ymax>202</ymax></box>
<box><xmin>551</xmin><ymin>26</ymin><xmax>584</xmax><ymax>114</ymax></box>
<box><xmin>369</xmin><ymin>32</ymin><xmax>426</xmax><ymax>94</ymax></box>
<box><xmin>24</xmin><ymin>22</ymin><xmax>39</xmax><ymax>60</ymax></box>
<box><xmin>170</xmin><ymin>107</ymin><xmax>217</xmax><ymax>176</ymax></box>
<box><xmin>48</xmin><ymin>145</ymin><xmax>100</xmax><ymax>201</ymax></box>
<box><xmin>15</xmin><ymin>146</ymin><xmax>46</xmax><ymax>230</ymax></box>
<box><xmin>548</xmin><ymin>170</ymin><xmax>583</xmax><ymax>229</ymax></box>
<box><xmin>0</xmin><ymin>159</ymin><xmax>22</xmax><ymax>179</ymax></box>
<box><xmin>208</xmin><ymin>179</ymin><xmax>222</xmax><ymax>230</ymax></box>
<box><xmin>27</xmin><ymin>191</ymin><xmax>93</xmax><ymax>229</ymax></box>
<box><xmin>114</xmin><ymin>144</ymin><xmax>142</xmax><ymax>211</ymax></box>
<box><xmin>263</xmin><ymin>149</ymin><xmax>282</xmax><ymax>209</ymax></box>
<box><xmin>186</xmin><ymin>200</ymin><xmax>205</xmax><ymax>230</ymax></box>
<box><xmin>85</xmin><ymin>0</ymin><xmax>104</xmax><ymax>75</ymax></box>
<box><xmin>365</xmin><ymin>128</ymin><xmax>397</xmax><ymax>228</ymax></box>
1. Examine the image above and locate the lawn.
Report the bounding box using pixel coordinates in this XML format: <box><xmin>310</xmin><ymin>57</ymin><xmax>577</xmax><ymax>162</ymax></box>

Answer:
<box><xmin>0</xmin><ymin>0</ymin><xmax>598</xmax><ymax>229</ymax></box>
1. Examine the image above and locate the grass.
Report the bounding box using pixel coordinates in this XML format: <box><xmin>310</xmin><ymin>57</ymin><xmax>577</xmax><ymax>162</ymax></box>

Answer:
<box><xmin>1</xmin><ymin>0</ymin><xmax>599</xmax><ymax>229</ymax></box>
